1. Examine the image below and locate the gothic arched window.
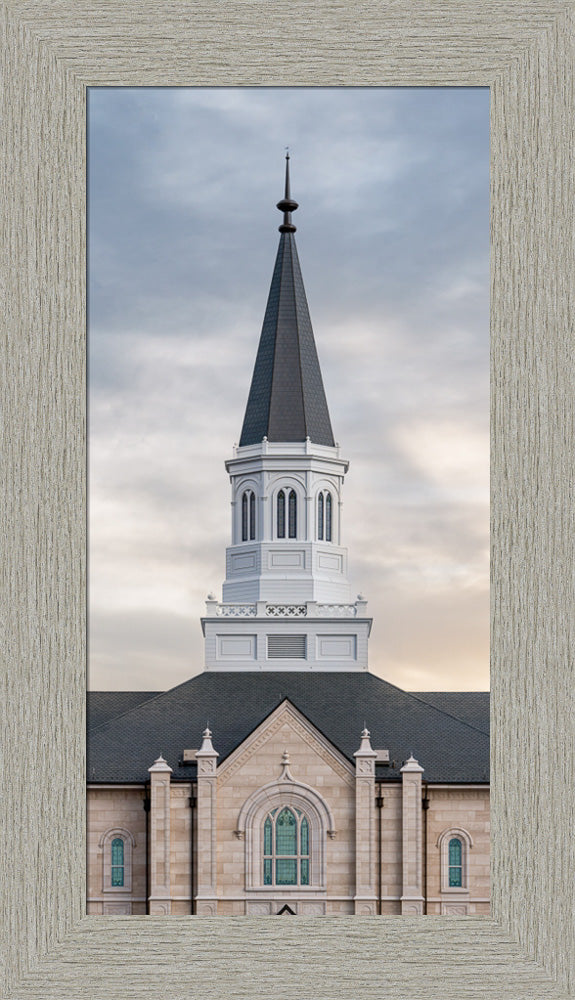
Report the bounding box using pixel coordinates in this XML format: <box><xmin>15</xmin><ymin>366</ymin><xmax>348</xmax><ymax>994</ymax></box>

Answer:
<box><xmin>242</xmin><ymin>490</ymin><xmax>256</xmax><ymax>541</ymax></box>
<box><xmin>288</xmin><ymin>490</ymin><xmax>297</xmax><ymax>538</ymax></box>
<box><xmin>263</xmin><ymin>807</ymin><xmax>310</xmax><ymax>886</ymax></box>
<box><xmin>317</xmin><ymin>492</ymin><xmax>324</xmax><ymax>540</ymax></box>
<box><xmin>325</xmin><ymin>492</ymin><xmax>332</xmax><ymax>542</ymax></box>
<box><xmin>242</xmin><ymin>491</ymin><xmax>248</xmax><ymax>541</ymax></box>
<box><xmin>277</xmin><ymin>490</ymin><xmax>286</xmax><ymax>538</ymax></box>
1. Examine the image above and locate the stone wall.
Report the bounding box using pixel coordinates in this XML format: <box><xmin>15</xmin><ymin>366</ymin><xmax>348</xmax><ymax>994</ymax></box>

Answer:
<box><xmin>86</xmin><ymin>739</ymin><xmax>490</xmax><ymax>916</ymax></box>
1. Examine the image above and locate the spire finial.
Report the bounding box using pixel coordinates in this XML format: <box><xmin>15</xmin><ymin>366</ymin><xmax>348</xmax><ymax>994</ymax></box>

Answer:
<box><xmin>277</xmin><ymin>150</ymin><xmax>298</xmax><ymax>233</ymax></box>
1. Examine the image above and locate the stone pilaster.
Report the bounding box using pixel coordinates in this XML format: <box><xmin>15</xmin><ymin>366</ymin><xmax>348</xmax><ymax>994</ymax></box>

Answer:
<box><xmin>400</xmin><ymin>754</ymin><xmax>425</xmax><ymax>915</ymax></box>
<box><xmin>353</xmin><ymin>727</ymin><xmax>378</xmax><ymax>915</ymax></box>
<box><xmin>195</xmin><ymin>727</ymin><xmax>219</xmax><ymax>916</ymax></box>
<box><xmin>147</xmin><ymin>754</ymin><xmax>173</xmax><ymax>915</ymax></box>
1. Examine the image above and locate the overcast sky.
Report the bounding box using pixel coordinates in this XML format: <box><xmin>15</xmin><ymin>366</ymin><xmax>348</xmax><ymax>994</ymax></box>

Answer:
<box><xmin>88</xmin><ymin>87</ymin><xmax>489</xmax><ymax>693</ymax></box>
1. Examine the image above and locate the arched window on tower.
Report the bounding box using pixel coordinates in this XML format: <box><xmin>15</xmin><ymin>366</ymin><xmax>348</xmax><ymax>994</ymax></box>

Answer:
<box><xmin>288</xmin><ymin>490</ymin><xmax>297</xmax><ymax>538</ymax></box>
<box><xmin>242</xmin><ymin>490</ymin><xmax>256</xmax><ymax>541</ymax></box>
<box><xmin>317</xmin><ymin>492</ymin><xmax>324</xmax><ymax>540</ymax></box>
<box><xmin>249</xmin><ymin>490</ymin><xmax>255</xmax><ymax>540</ymax></box>
<box><xmin>325</xmin><ymin>492</ymin><xmax>332</xmax><ymax>542</ymax></box>
<box><xmin>277</xmin><ymin>490</ymin><xmax>286</xmax><ymax>538</ymax></box>
<box><xmin>242</xmin><ymin>491</ymin><xmax>248</xmax><ymax>541</ymax></box>
<box><xmin>263</xmin><ymin>807</ymin><xmax>310</xmax><ymax>886</ymax></box>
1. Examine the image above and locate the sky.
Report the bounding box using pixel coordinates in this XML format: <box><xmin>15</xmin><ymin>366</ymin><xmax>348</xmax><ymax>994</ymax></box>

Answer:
<box><xmin>88</xmin><ymin>87</ymin><xmax>489</xmax><ymax>693</ymax></box>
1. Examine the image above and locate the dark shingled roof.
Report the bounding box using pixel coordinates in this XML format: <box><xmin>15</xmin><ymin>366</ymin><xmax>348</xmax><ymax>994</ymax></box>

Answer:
<box><xmin>411</xmin><ymin>692</ymin><xmax>490</xmax><ymax>736</ymax></box>
<box><xmin>239</xmin><ymin>229</ymin><xmax>335</xmax><ymax>446</ymax></box>
<box><xmin>88</xmin><ymin>691</ymin><xmax>162</xmax><ymax>731</ymax></box>
<box><xmin>88</xmin><ymin>672</ymin><xmax>489</xmax><ymax>786</ymax></box>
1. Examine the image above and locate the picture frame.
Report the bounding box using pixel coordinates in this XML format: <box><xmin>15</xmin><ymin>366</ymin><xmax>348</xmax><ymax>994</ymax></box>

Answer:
<box><xmin>2</xmin><ymin>2</ymin><xmax>574</xmax><ymax>997</ymax></box>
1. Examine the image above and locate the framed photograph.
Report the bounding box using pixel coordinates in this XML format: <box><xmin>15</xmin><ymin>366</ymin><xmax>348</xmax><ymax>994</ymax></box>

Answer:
<box><xmin>3</xmin><ymin>3</ymin><xmax>574</xmax><ymax>998</ymax></box>
<box><xmin>86</xmin><ymin>87</ymin><xmax>491</xmax><ymax>923</ymax></box>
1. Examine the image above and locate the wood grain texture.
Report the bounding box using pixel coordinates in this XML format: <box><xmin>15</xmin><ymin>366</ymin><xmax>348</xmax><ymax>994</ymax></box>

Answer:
<box><xmin>1</xmin><ymin>1</ymin><xmax>574</xmax><ymax>997</ymax></box>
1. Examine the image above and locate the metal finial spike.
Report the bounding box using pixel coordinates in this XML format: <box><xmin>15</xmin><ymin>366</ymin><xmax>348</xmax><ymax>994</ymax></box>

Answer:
<box><xmin>277</xmin><ymin>151</ymin><xmax>298</xmax><ymax>233</ymax></box>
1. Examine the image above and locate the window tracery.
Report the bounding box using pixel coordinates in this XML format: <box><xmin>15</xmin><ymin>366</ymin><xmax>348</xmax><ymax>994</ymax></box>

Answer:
<box><xmin>263</xmin><ymin>807</ymin><xmax>310</xmax><ymax>886</ymax></box>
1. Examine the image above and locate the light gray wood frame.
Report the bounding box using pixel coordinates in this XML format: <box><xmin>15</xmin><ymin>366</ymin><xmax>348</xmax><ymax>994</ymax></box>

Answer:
<box><xmin>2</xmin><ymin>2</ymin><xmax>574</xmax><ymax>997</ymax></box>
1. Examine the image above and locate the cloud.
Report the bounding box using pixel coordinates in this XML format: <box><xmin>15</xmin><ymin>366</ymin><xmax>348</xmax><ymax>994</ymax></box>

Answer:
<box><xmin>88</xmin><ymin>87</ymin><xmax>489</xmax><ymax>692</ymax></box>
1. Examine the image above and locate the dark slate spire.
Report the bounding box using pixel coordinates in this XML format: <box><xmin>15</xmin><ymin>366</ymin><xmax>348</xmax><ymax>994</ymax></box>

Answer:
<box><xmin>239</xmin><ymin>155</ymin><xmax>336</xmax><ymax>448</ymax></box>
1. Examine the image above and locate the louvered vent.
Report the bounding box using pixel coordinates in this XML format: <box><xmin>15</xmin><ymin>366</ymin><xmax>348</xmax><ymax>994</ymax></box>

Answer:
<box><xmin>267</xmin><ymin>635</ymin><xmax>307</xmax><ymax>659</ymax></box>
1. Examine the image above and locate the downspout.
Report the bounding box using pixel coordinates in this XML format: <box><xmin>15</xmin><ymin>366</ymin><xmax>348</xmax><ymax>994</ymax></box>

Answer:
<box><xmin>189</xmin><ymin>782</ymin><xmax>196</xmax><ymax>915</ymax></box>
<box><xmin>422</xmin><ymin>782</ymin><xmax>429</xmax><ymax>916</ymax></box>
<box><xmin>143</xmin><ymin>782</ymin><xmax>151</xmax><ymax>915</ymax></box>
<box><xmin>376</xmin><ymin>783</ymin><xmax>384</xmax><ymax>916</ymax></box>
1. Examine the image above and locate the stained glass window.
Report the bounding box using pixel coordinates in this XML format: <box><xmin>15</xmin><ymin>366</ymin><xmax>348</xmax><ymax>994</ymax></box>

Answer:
<box><xmin>317</xmin><ymin>492</ymin><xmax>324</xmax><ymax>539</ymax></box>
<box><xmin>288</xmin><ymin>490</ymin><xmax>297</xmax><ymax>538</ymax></box>
<box><xmin>448</xmin><ymin>837</ymin><xmax>463</xmax><ymax>887</ymax></box>
<box><xmin>262</xmin><ymin>807</ymin><xmax>310</xmax><ymax>886</ymax></box>
<box><xmin>277</xmin><ymin>490</ymin><xmax>285</xmax><ymax>538</ymax></box>
<box><xmin>300</xmin><ymin>817</ymin><xmax>309</xmax><ymax>855</ymax></box>
<box><xmin>111</xmin><ymin>837</ymin><xmax>124</xmax><ymax>887</ymax></box>
<box><xmin>276</xmin><ymin>859</ymin><xmax>297</xmax><ymax>885</ymax></box>
<box><xmin>325</xmin><ymin>492</ymin><xmax>332</xmax><ymax>542</ymax></box>
<box><xmin>264</xmin><ymin>816</ymin><xmax>272</xmax><ymax>855</ymax></box>
<box><xmin>276</xmin><ymin>808</ymin><xmax>297</xmax><ymax>854</ymax></box>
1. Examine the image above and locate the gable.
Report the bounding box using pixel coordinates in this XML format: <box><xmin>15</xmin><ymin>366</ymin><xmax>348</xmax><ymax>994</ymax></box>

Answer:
<box><xmin>217</xmin><ymin>700</ymin><xmax>354</xmax><ymax>788</ymax></box>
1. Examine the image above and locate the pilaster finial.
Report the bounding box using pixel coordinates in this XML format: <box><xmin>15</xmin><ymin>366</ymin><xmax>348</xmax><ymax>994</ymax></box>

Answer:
<box><xmin>277</xmin><ymin>151</ymin><xmax>298</xmax><ymax>233</ymax></box>
<box><xmin>279</xmin><ymin>748</ymin><xmax>294</xmax><ymax>781</ymax></box>
<box><xmin>354</xmin><ymin>726</ymin><xmax>377</xmax><ymax>758</ymax></box>
<box><xmin>196</xmin><ymin>726</ymin><xmax>219</xmax><ymax>758</ymax></box>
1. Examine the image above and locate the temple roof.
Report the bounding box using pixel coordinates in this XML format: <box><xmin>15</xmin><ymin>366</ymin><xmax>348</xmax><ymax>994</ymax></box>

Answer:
<box><xmin>239</xmin><ymin>156</ymin><xmax>335</xmax><ymax>448</ymax></box>
<box><xmin>88</xmin><ymin>672</ymin><xmax>489</xmax><ymax>785</ymax></box>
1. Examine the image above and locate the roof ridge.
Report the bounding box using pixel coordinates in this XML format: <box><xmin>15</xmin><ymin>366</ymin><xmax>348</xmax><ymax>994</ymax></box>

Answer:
<box><xmin>87</xmin><ymin>674</ymin><xmax>202</xmax><ymax>733</ymax></box>
<box><xmin>403</xmin><ymin>690</ymin><xmax>490</xmax><ymax>738</ymax></box>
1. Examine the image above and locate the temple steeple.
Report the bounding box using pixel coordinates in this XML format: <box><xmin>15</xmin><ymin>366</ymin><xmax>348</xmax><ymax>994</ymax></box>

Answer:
<box><xmin>239</xmin><ymin>155</ymin><xmax>335</xmax><ymax>448</ymax></box>
<box><xmin>201</xmin><ymin>158</ymin><xmax>372</xmax><ymax>672</ymax></box>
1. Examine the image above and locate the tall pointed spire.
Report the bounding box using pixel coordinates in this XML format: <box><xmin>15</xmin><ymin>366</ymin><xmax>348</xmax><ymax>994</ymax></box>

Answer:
<box><xmin>239</xmin><ymin>155</ymin><xmax>335</xmax><ymax>448</ymax></box>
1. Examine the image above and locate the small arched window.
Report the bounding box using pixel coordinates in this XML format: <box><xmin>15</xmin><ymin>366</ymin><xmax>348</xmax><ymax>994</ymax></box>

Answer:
<box><xmin>448</xmin><ymin>838</ymin><xmax>463</xmax><ymax>887</ymax></box>
<box><xmin>325</xmin><ymin>492</ymin><xmax>332</xmax><ymax>542</ymax></box>
<box><xmin>242</xmin><ymin>490</ymin><xmax>256</xmax><ymax>541</ymax></box>
<box><xmin>249</xmin><ymin>491</ymin><xmax>255</xmax><ymax>540</ymax></box>
<box><xmin>242</xmin><ymin>492</ymin><xmax>248</xmax><ymax>541</ymax></box>
<box><xmin>100</xmin><ymin>828</ymin><xmax>135</xmax><ymax>894</ymax></box>
<box><xmin>317</xmin><ymin>492</ymin><xmax>324</xmax><ymax>540</ymax></box>
<box><xmin>438</xmin><ymin>828</ymin><xmax>472</xmax><ymax>893</ymax></box>
<box><xmin>111</xmin><ymin>837</ymin><xmax>125</xmax><ymax>887</ymax></box>
<box><xmin>277</xmin><ymin>490</ymin><xmax>286</xmax><ymax>538</ymax></box>
<box><xmin>263</xmin><ymin>807</ymin><xmax>310</xmax><ymax>886</ymax></box>
<box><xmin>288</xmin><ymin>490</ymin><xmax>297</xmax><ymax>539</ymax></box>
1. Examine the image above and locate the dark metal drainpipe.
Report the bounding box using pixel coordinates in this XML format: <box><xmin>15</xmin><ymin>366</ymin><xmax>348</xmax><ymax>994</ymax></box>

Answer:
<box><xmin>189</xmin><ymin>783</ymin><xmax>196</xmax><ymax>915</ymax></box>
<box><xmin>143</xmin><ymin>783</ymin><xmax>151</xmax><ymax>915</ymax></box>
<box><xmin>422</xmin><ymin>783</ymin><xmax>429</xmax><ymax>916</ymax></box>
<box><xmin>376</xmin><ymin>784</ymin><xmax>384</xmax><ymax>916</ymax></box>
